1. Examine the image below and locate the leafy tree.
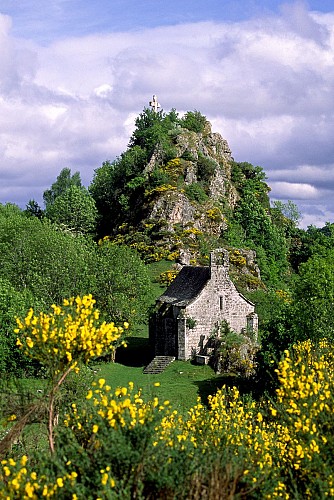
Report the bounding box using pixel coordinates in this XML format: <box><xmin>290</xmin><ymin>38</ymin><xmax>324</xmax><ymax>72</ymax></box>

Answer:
<box><xmin>180</xmin><ymin>110</ymin><xmax>207</xmax><ymax>133</ymax></box>
<box><xmin>291</xmin><ymin>250</ymin><xmax>334</xmax><ymax>342</ymax></box>
<box><xmin>24</xmin><ymin>199</ymin><xmax>44</xmax><ymax>219</ymax></box>
<box><xmin>43</xmin><ymin>167</ymin><xmax>82</xmax><ymax>210</ymax></box>
<box><xmin>129</xmin><ymin>108</ymin><xmax>180</xmax><ymax>156</ymax></box>
<box><xmin>0</xmin><ymin>210</ymin><xmax>93</xmax><ymax>306</ymax></box>
<box><xmin>271</xmin><ymin>200</ymin><xmax>301</xmax><ymax>227</ymax></box>
<box><xmin>92</xmin><ymin>244</ymin><xmax>154</xmax><ymax>326</ymax></box>
<box><xmin>46</xmin><ymin>185</ymin><xmax>97</xmax><ymax>235</ymax></box>
<box><xmin>0</xmin><ymin>278</ymin><xmax>38</xmax><ymax>376</ymax></box>
<box><xmin>232</xmin><ymin>189</ymin><xmax>288</xmax><ymax>285</ymax></box>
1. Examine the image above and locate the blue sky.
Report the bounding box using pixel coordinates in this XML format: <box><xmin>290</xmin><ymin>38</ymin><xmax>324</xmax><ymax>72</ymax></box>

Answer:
<box><xmin>2</xmin><ymin>0</ymin><xmax>334</xmax><ymax>42</ymax></box>
<box><xmin>0</xmin><ymin>0</ymin><xmax>334</xmax><ymax>227</ymax></box>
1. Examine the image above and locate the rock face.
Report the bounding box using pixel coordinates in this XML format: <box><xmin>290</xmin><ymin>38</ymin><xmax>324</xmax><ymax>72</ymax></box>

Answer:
<box><xmin>114</xmin><ymin>116</ymin><xmax>264</xmax><ymax>290</ymax></box>
<box><xmin>149</xmin><ymin>191</ymin><xmax>196</xmax><ymax>231</ymax></box>
<box><xmin>173</xmin><ymin>124</ymin><xmax>232</xmax><ymax>163</ymax></box>
<box><xmin>144</xmin><ymin>120</ymin><xmax>236</xmax><ymax>238</ymax></box>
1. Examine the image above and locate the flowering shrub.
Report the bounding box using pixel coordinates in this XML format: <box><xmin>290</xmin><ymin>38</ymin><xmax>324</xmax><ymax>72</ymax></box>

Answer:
<box><xmin>2</xmin><ymin>296</ymin><xmax>126</xmax><ymax>456</ymax></box>
<box><xmin>229</xmin><ymin>249</ymin><xmax>247</xmax><ymax>267</ymax></box>
<box><xmin>158</xmin><ymin>269</ymin><xmax>179</xmax><ymax>286</ymax></box>
<box><xmin>1</xmin><ymin>312</ymin><xmax>334</xmax><ymax>498</ymax></box>
<box><xmin>15</xmin><ymin>295</ymin><xmax>124</xmax><ymax>372</ymax></box>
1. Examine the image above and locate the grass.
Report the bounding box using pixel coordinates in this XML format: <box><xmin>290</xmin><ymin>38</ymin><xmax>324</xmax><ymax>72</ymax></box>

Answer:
<box><xmin>91</xmin><ymin>258</ymin><xmax>224</xmax><ymax>412</ymax></box>
<box><xmin>95</xmin><ymin>358</ymin><xmax>219</xmax><ymax>412</ymax></box>
<box><xmin>146</xmin><ymin>259</ymin><xmax>174</xmax><ymax>299</ymax></box>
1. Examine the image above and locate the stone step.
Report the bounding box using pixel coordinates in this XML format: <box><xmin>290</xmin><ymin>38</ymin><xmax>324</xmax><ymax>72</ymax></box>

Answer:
<box><xmin>143</xmin><ymin>356</ymin><xmax>175</xmax><ymax>374</ymax></box>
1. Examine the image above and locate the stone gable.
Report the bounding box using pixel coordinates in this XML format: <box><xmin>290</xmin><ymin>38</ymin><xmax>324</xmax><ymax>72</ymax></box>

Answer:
<box><xmin>149</xmin><ymin>249</ymin><xmax>258</xmax><ymax>361</ymax></box>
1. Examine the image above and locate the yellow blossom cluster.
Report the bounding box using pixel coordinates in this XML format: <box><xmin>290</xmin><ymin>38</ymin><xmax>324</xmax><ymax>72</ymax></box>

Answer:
<box><xmin>271</xmin><ymin>339</ymin><xmax>334</xmax><ymax>475</ymax></box>
<box><xmin>158</xmin><ymin>269</ymin><xmax>179</xmax><ymax>286</ymax></box>
<box><xmin>0</xmin><ymin>455</ymin><xmax>78</xmax><ymax>499</ymax></box>
<box><xmin>2</xmin><ymin>338</ymin><xmax>334</xmax><ymax>497</ymax></box>
<box><xmin>87</xmin><ymin>380</ymin><xmax>165</xmax><ymax>429</ymax></box>
<box><xmin>15</xmin><ymin>295</ymin><xmax>126</xmax><ymax>373</ymax></box>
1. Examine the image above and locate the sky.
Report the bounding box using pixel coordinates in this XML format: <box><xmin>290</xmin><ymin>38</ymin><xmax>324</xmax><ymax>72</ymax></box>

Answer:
<box><xmin>0</xmin><ymin>0</ymin><xmax>334</xmax><ymax>228</ymax></box>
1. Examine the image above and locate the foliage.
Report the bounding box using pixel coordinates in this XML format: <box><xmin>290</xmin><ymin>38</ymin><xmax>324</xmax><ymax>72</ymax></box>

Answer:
<box><xmin>180</xmin><ymin>110</ymin><xmax>207</xmax><ymax>133</ymax></box>
<box><xmin>0</xmin><ymin>295</ymin><xmax>126</xmax><ymax>457</ymax></box>
<box><xmin>92</xmin><ymin>243</ymin><xmax>154</xmax><ymax>326</ymax></box>
<box><xmin>90</xmin><ymin>109</ymin><xmax>182</xmax><ymax>236</ymax></box>
<box><xmin>2</xmin><ymin>338</ymin><xmax>334</xmax><ymax>498</ymax></box>
<box><xmin>0</xmin><ymin>278</ymin><xmax>38</xmax><ymax>377</ymax></box>
<box><xmin>0</xmin><ymin>211</ymin><xmax>93</xmax><ymax>306</ymax></box>
<box><xmin>271</xmin><ymin>199</ymin><xmax>301</xmax><ymax>228</ymax></box>
<box><xmin>45</xmin><ymin>185</ymin><xmax>97</xmax><ymax>235</ymax></box>
<box><xmin>196</xmin><ymin>152</ymin><xmax>217</xmax><ymax>183</ymax></box>
<box><xmin>158</xmin><ymin>269</ymin><xmax>179</xmax><ymax>286</ymax></box>
<box><xmin>184</xmin><ymin>182</ymin><xmax>209</xmax><ymax>203</ymax></box>
<box><xmin>24</xmin><ymin>200</ymin><xmax>44</xmax><ymax>220</ymax></box>
<box><xmin>291</xmin><ymin>249</ymin><xmax>334</xmax><ymax>342</ymax></box>
<box><xmin>186</xmin><ymin>317</ymin><xmax>197</xmax><ymax>330</ymax></box>
<box><xmin>43</xmin><ymin>168</ymin><xmax>82</xmax><ymax>210</ymax></box>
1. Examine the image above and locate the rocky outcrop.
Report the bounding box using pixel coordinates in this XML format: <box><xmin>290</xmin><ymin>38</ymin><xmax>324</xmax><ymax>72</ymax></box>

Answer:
<box><xmin>144</xmin><ymin>121</ymin><xmax>234</xmax><ymax>238</ymax></box>
<box><xmin>148</xmin><ymin>191</ymin><xmax>196</xmax><ymax>230</ymax></box>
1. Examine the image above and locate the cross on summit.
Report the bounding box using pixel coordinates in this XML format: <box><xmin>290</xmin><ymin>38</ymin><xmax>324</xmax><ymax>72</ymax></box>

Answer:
<box><xmin>149</xmin><ymin>94</ymin><xmax>161</xmax><ymax>112</ymax></box>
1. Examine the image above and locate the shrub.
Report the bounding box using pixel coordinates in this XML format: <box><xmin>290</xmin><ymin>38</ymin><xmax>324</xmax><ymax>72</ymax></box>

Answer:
<box><xmin>184</xmin><ymin>183</ymin><xmax>208</xmax><ymax>203</ymax></box>
<box><xmin>181</xmin><ymin>111</ymin><xmax>207</xmax><ymax>133</ymax></box>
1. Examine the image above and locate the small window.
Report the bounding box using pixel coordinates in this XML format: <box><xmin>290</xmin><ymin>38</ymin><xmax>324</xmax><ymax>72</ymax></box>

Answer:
<box><xmin>219</xmin><ymin>296</ymin><xmax>224</xmax><ymax>310</ymax></box>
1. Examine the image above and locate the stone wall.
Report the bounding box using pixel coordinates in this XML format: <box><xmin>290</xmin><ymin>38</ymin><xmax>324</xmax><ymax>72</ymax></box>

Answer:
<box><xmin>150</xmin><ymin>249</ymin><xmax>258</xmax><ymax>362</ymax></box>
<box><xmin>182</xmin><ymin>265</ymin><xmax>255</xmax><ymax>360</ymax></box>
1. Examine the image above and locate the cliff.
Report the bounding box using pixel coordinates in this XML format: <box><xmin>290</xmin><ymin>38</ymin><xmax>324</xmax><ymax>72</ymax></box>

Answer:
<box><xmin>93</xmin><ymin>109</ymin><xmax>273</xmax><ymax>290</ymax></box>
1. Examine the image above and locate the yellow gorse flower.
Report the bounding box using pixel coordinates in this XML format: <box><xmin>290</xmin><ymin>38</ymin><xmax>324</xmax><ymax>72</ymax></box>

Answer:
<box><xmin>15</xmin><ymin>295</ymin><xmax>123</xmax><ymax>375</ymax></box>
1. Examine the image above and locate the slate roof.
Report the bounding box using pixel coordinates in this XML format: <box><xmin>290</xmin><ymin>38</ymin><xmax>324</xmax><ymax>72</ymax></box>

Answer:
<box><xmin>158</xmin><ymin>266</ymin><xmax>211</xmax><ymax>307</ymax></box>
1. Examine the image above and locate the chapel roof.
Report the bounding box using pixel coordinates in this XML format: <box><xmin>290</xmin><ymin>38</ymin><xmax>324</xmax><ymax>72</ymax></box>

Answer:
<box><xmin>158</xmin><ymin>265</ymin><xmax>211</xmax><ymax>307</ymax></box>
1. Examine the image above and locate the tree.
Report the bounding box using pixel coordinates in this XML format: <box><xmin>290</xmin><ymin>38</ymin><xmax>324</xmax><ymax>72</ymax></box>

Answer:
<box><xmin>43</xmin><ymin>168</ymin><xmax>82</xmax><ymax>210</ymax></box>
<box><xmin>271</xmin><ymin>200</ymin><xmax>301</xmax><ymax>227</ymax></box>
<box><xmin>0</xmin><ymin>209</ymin><xmax>94</xmax><ymax>306</ymax></box>
<box><xmin>0</xmin><ymin>278</ymin><xmax>37</xmax><ymax>376</ymax></box>
<box><xmin>92</xmin><ymin>244</ymin><xmax>154</xmax><ymax>326</ymax></box>
<box><xmin>291</xmin><ymin>250</ymin><xmax>334</xmax><ymax>342</ymax></box>
<box><xmin>180</xmin><ymin>110</ymin><xmax>207</xmax><ymax>133</ymax></box>
<box><xmin>46</xmin><ymin>185</ymin><xmax>97</xmax><ymax>235</ymax></box>
<box><xmin>24</xmin><ymin>199</ymin><xmax>44</xmax><ymax>219</ymax></box>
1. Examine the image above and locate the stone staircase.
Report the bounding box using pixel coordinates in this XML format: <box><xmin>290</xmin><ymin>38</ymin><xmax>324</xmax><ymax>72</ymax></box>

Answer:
<box><xmin>143</xmin><ymin>356</ymin><xmax>175</xmax><ymax>374</ymax></box>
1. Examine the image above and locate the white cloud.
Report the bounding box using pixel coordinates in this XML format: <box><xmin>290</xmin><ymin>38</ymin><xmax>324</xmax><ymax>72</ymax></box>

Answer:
<box><xmin>270</xmin><ymin>181</ymin><xmax>319</xmax><ymax>199</ymax></box>
<box><xmin>0</xmin><ymin>4</ymin><xmax>334</xmax><ymax>226</ymax></box>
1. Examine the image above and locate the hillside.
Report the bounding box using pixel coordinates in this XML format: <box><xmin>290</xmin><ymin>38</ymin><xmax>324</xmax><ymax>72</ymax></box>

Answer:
<box><xmin>90</xmin><ymin>108</ymin><xmax>288</xmax><ymax>290</ymax></box>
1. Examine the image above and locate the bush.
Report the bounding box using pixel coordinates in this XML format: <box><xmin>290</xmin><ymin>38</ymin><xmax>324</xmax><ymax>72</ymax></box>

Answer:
<box><xmin>184</xmin><ymin>183</ymin><xmax>208</xmax><ymax>203</ymax></box>
<box><xmin>1</xmin><ymin>337</ymin><xmax>334</xmax><ymax>497</ymax></box>
<box><xmin>181</xmin><ymin>111</ymin><xmax>207</xmax><ymax>133</ymax></box>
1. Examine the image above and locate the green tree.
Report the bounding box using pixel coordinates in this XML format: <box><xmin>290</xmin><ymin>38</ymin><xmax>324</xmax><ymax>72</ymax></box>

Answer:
<box><xmin>43</xmin><ymin>168</ymin><xmax>82</xmax><ymax>210</ymax></box>
<box><xmin>0</xmin><ymin>278</ymin><xmax>38</xmax><ymax>376</ymax></box>
<box><xmin>271</xmin><ymin>200</ymin><xmax>301</xmax><ymax>227</ymax></box>
<box><xmin>46</xmin><ymin>185</ymin><xmax>97</xmax><ymax>235</ymax></box>
<box><xmin>92</xmin><ymin>244</ymin><xmax>153</xmax><ymax>326</ymax></box>
<box><xmin>291</xmin><ymin>250</ymin><xmax>334</xmax><ymax>342</ymax></box>
<box><xmin>24</xmin><ymin>199</ymin><xmax>44</xmax><ymax>219</ymax></box>
<box><xmin>0</xmin><ymin>210</ymin><xmax>93</xmax><ymax>306</ymax></box>
<box><xmin>180</xmin><ymin>110</ymin><xmax>207</xmax><ymax>133</ymax></box>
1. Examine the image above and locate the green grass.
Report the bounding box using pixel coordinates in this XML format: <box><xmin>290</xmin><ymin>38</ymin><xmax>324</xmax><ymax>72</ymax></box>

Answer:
<box><xmin>93</xmin><ymin>259</ymin><xmax>223</xmax><ymax>412</ymax></box>
<box><xmin>147</xmin><ymin>259</ymin><xmax>174</xmax><ymax>298</ymax></box>
<box><xmin>94</xmin><ymin>358</ymin><xmax>220</xmax><ymax>412</ymax></box>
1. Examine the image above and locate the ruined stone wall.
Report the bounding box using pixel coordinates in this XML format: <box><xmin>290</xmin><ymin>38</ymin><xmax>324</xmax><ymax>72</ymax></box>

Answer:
<box><xmin>182</xmin><ymin>266</ymin><xmax>255</xmax><ymax>360</ymax></box>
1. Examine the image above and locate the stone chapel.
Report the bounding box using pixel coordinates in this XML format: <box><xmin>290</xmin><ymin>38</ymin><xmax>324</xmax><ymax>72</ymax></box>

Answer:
<box><xmin>149</xmin><ymin>249</ymin><xmax>258</xmax><ymax>361</ymax></box>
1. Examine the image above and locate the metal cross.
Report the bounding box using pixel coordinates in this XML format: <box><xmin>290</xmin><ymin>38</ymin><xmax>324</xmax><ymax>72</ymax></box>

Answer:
<box><xmin>149</xmin><ymin>94</ymin><xmax>161</xmax><ymax>112</ymax></box>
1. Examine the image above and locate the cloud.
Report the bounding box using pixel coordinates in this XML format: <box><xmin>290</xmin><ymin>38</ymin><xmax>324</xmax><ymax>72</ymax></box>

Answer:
<box><xmin>270</xmin><ymin>181</ymin><xmax>319</xmax><ymax>199</ymax></box>
<box><xmin>0</xmin><ymin>3</ymin><xmax>334</xmax><ymax>227</ymax></box>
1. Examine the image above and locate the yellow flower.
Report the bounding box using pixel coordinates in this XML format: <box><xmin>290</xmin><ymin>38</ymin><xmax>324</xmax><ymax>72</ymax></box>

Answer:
<box><xmin>57</xmin><ymin>477</ymin><xmax>64</xmax><ymax>487</ymax></box>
